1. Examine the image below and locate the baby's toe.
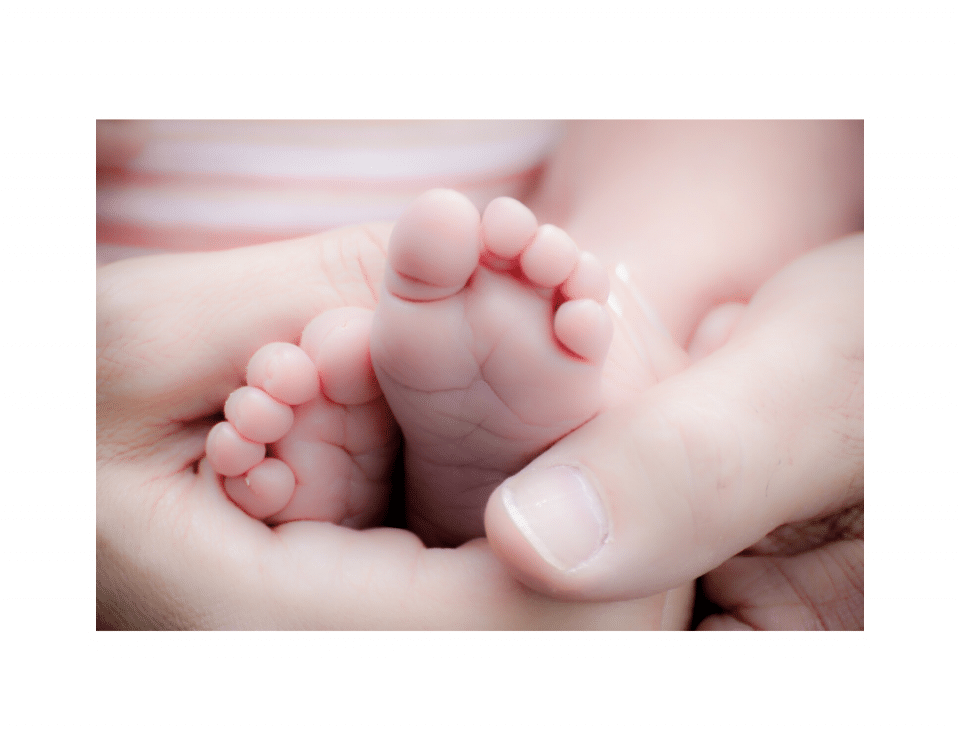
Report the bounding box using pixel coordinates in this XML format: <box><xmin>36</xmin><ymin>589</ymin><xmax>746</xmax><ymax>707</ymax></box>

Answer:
<box><xmin>386</xmin><ymin>188</ymin><xmax>481</xmax><ymax>301</ymax></box>
<box><xmin>246</xmin><ymin>342</ymin><xmax>320</xmax><ymax>406</ymax></box>
<box><xmin>224</xmin><ymin>386</ymin><xmax>295</xmax><ymax>444</ymax></box>
<box><xmin>562</xmin><ymin>252</ymin><xmax>609</xmax><ymax>305</ymax></box>
<box><xmin>300</xmin><ymin>307</ymin><xmax>380</xmax><ymax>406</ymax></box>
<box><xmin>519</xmin><ymin>224</ymin><xmax>580</xmax><ymax>288</ymax></box>
<box><xmin>224</xmin><ymin>458</ymin><xmax>296</xmax><ymax>520</ymax></box>
<box><xmin>554</xmin><ymin>298</ymin><xmax>614</xmax><ymax>364</ymax></box>
<box><xmin>205</xmin><ymin>422</ymin><xmax>266</xmax><ymax>477</ymax></box>
<box><xmin>481</xmin><ymin>196</ymin><xmax>538</xmax><ymax>263</ymax></box>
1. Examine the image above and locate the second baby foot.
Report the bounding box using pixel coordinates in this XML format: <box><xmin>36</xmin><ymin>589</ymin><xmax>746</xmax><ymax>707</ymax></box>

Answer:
<box><xmin>206</xmin><ymin>307</ymin><xmax>398</xmax><ymax>528</ymax></box>
<box><xmin>371</xmin><ymin>189</ymin><xmax>613</xmax><ymax>547</ymax></box>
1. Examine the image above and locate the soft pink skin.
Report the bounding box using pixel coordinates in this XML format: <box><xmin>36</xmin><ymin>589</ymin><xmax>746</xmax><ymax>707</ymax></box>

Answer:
<box><xmin>99</xmin><ymin>224</ymin><xmax>685</xmax><ymax>629</ymax></box>
<box><xmin>203</xmin><ymin>190</ymin><xmax>668</xmax><ymax>550</ymax></box>
<box><xmin>205</xmin><ymin>307</ymin><xmax>398</xmax><ymax>527</ymax></box>
<box><xmin>370</xmin><ymin>190</ymin><xmax>619</xmax><ymax>547</ymax></box>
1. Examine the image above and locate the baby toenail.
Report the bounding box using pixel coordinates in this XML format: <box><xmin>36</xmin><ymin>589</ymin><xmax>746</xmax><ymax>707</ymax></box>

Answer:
<box><xmin>500</xmin><ymin>465</ymin><xmax>609</xmax><ymax>572</ymax></box>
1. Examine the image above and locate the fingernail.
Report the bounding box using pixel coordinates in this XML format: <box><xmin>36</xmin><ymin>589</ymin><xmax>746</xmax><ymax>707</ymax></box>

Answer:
<box><xmin>500</xmin><ymin>465</ymin><xmax>609</xmax><ymax>572</ymax></box>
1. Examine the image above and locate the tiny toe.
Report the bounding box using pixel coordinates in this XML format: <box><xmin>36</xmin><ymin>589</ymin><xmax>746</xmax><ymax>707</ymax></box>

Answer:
<box><xmin>224</xmin><ymin>386</ymin><xmax>295</xmax><ymax>444</ymax></box>
<box><xmin>300</xmin><ymin>307</ymin><xmax>380</xmax><ymax>406</ymax></box>
<box><xmin>554</xmin><ymin>298</ymin><xmax>614</xmax><ymax>363</ymax></box>
<box><xmin>562</xmin><ymin>252</ymin><xmax>610</xmax><ymax>304</ymax></box>
<box><xmin>246</xmin><ymin>342</ymin><xmax>320</xmax><ymax>405</ymax></box>
<box><xmin>205</xmin><ymin>422</ymin><xmax>267</xmax><ymax>477</ymax></box>
<box><xmin>387</xmin><ymin>189</ymin><xmax>481</xmax><ymax>301</ymax></box>
<box><xmin>481</xmin><ymin>197</ymin><xmax>538</xmax><ymax>261</ymax></box>
<box><xmin>519</xmin><ymin>225</ymin><xmax>579</xmax><ymax>288</ymax></box>
<box><xmin>224</xmin><ymin>458</ymin><xmax>296</xmax><ymax>520</ymax></box>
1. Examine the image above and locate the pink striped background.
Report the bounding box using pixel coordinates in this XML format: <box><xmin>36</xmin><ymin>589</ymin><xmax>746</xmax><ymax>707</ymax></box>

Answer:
<box><xmin>97</xmin><ymin>120</ymin><xmax>564</xmax><ymax>265</ymax></box>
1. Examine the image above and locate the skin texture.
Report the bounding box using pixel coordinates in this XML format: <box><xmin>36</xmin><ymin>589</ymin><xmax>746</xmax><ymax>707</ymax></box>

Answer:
<box><xmin>97</xmin><ymin>120</ymin><xmax>863</xmax><ymax>629</ymax></box>
<box><xmin>530</xmin><ymin>121</ymin><xmax>864</xmax><ymax>344</ymax></box>
<box><xmin>370</xmin><ymin>190</ymin><xmax>620</xmax><ymax>548</ymax></box>
<box><xmin>487</xmin><ymin>121</ymin><xmax>864</xmax><ymax>627</ymax></box>
<box><xmin>202</xmin><ymin>189</ymin><xmax>630</xmax><ymax>550</ymax></box>
<box><xmin>486</xmin><ymin>237</ymin><xmax>863</xmax><ymax>610</ymax></box>
<box><xmin>97</xmin><ymin>226</ymin><xmax>691</xmax><ymax>629</ymax></box>
<box><xmin>206</xmin><ymin>307</ymin><xmax>398</xmax><ymax>527</ymax></box>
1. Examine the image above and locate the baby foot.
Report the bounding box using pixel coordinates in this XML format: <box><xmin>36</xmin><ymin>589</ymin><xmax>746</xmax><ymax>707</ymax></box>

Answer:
<box><xmin>370</xmin><ymin>189</ymin><xmax>613</xmax><ymax>547</ymax></box>
<box><xmin>206</xmin><ymin>307</ymin><xmax>398</xmax><ymax>527</ymax></box>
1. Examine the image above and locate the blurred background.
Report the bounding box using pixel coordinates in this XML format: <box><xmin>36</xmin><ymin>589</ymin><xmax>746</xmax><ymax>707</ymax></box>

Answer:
<box><xmin>96</xmin><ymin>120</ymin><xmax>564</xmax><ymax>265</ymax></box>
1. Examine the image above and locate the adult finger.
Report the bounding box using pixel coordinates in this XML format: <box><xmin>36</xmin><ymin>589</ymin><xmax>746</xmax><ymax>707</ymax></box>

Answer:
<box><xmin>97</xmin><ymin>456</ymin><xmax>683</xmax><ymax>630</ymax></box>
<box><xmin>485</xmin><ymin>234</ymin><xmax>863</xmax><ymax>601</ymax></box>
<box><xmin>97</xmin><ymin>224</ymin><xmax>390</xmax><ymax>426</ymax></box>
<box><xmin>697</xmin><ymin>538</ymin><xmax>864</xmax><ymax>630</ymax></box>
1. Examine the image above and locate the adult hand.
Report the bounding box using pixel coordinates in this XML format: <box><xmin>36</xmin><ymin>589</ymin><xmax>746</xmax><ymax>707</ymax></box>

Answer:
<box><xmin>485</xmin><ymin>234</ymin><xmax>863</xmax><ymax>628</ymax></box>
<box><xmin>97</xmin><ymin>226</ymin><xmax>675</xmax><ymax>629</ymax></box>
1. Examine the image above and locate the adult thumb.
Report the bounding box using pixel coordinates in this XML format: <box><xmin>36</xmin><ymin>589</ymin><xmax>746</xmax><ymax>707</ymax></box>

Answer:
<box><xmin>485</xmin><ymin>235</ymin><xmax>863</xmax><ymax>601</ymax></box>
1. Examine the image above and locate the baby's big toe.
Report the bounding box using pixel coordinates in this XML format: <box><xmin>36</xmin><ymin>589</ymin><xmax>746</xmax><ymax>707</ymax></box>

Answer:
<box><xmin>386</xmin><ymin>189</ymin><xmax>481</xmax><ymax>301</ymax></box>
<box><xmin>300</xmin><ymin>308</ymin><xmax>381</xmax><ymax>406</ymax></box>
